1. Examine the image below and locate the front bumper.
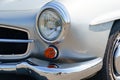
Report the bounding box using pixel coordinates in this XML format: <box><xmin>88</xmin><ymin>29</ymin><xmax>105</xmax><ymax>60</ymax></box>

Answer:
<box><xmin>0</xmin><ymin>58</ymin><xmax>102</xmax><ymax>80</ymax></box>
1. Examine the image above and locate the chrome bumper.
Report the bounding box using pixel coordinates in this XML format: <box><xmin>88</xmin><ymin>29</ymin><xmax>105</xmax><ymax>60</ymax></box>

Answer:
<box><xmin>0</xmin><ymin>58</ymin><xmax>102</xmax><ymax>80</ymax></box>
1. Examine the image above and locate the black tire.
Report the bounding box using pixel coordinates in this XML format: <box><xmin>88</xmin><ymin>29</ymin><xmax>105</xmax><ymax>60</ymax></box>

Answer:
<box><xmin>99</xmin><ymin>20</ymin><xmax>120</xmax><ymax>80</ymax></box>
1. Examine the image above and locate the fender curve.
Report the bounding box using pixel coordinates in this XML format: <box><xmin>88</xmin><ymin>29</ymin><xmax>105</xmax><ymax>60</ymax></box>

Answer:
<box><xmin>90</xmin><ymin>11</ymin><xmax>120</xmax><ymax>26</ymax></box>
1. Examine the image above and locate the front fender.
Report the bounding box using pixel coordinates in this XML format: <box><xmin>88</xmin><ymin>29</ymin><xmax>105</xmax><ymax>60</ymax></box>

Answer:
<box><xmin>90</xmin><ymin>11</ymin><xmax>120</xmax><ymax>25</ymax></box>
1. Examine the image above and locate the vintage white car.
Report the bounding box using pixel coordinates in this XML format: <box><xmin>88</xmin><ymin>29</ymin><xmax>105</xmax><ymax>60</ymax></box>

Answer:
<box><xmin>0</xmin><ymin>0</ymin><xmax>120</xmax><ymax>80</ymax></box>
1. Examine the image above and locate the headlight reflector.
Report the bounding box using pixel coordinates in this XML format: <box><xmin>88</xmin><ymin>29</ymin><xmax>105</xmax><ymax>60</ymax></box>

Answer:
<box><xmin>38</xmin><ymin>9</ymin><xmax>62</xmax><ymax>41</ymax></box>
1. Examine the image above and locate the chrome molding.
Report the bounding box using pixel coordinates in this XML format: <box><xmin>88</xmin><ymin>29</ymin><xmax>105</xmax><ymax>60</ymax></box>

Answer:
<box><xmin>0</xmin><ymin>39</ymin><xmax>33</xmax><ymax>43</ymax></box>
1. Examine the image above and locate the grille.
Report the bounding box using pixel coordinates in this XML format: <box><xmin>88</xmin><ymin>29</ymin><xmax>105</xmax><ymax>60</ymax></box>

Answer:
<box><xmin>0</xmin><ymin>27</ymin><xmax>32</xmax><ymax>55</ymax></box>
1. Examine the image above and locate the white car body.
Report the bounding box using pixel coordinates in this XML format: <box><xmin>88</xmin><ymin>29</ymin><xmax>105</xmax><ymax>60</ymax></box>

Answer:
<box><xmin>0</xmin><ymin>0</ymin><xmax>119</xmax><ymax>80</ymax></box>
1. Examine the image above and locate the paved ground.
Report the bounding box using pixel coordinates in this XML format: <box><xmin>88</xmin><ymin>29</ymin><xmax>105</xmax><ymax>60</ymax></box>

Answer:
<box><xmin>0</xmin><ymin>71</ymin><xmax>102</xmax><ymax>80</ymax></box>
<box><xmin>0</xmin><ymin>74</ymin><xmax>36</xmax><ymax>80</ymax></box>
<box><xmin>86</xmin><ymin>71</ymin><xmax>102</xmax><ymax>80</ymax></box>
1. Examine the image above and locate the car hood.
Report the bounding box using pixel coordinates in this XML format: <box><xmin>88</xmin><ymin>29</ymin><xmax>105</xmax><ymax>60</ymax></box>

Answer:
<box><xmin>0</xmin><ymin>0</ymin><xmax>51</xmax><ymax>11</ymax></box>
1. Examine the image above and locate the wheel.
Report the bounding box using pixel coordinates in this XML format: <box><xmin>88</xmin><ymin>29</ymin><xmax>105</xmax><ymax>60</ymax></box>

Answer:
<box><xmin>99</xmin><ymin>20</ymin><xmax>120</xmax><ymax>80</ymax></box>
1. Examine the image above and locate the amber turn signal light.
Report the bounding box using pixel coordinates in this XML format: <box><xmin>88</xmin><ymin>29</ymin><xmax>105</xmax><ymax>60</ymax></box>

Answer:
<box><xmin>44</xmin><ymin>47</ymin><xmax>58</xmax><ymax>59</ymax></box>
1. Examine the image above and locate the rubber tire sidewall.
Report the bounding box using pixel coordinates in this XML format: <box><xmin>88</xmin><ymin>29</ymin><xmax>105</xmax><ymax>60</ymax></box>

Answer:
<box><xmin>102</xmin><ymin>20</ymin><xmax>120</xmax><ymax>80</ymax></box>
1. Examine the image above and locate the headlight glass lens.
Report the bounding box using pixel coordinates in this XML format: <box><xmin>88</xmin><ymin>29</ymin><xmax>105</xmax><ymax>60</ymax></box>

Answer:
<box><xmin>38</xmin><ymin>9</ymin><xmax>62</xmax><ymax>41</ymax></box>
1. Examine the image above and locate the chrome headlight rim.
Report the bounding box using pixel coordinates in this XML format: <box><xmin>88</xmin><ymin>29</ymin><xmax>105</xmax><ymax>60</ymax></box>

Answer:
<box><xmin>36</xmin><ymin>1</ymin><xmax>70</xmax><ymax>44</ymax></box>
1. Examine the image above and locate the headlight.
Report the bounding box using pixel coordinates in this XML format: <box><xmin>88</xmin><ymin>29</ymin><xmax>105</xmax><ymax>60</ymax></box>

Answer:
<box><xmin>37</xmin><ymin>2</ymin><xmax>70</xmax><ymax>43</ymax></box>
<box><xmin>38</xmin><ymin>9</ymin><xmax>62</xmax><ymax>41</ymax></box>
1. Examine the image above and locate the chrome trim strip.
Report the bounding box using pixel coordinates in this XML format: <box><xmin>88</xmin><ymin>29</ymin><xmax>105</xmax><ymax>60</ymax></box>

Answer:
<box><xmin>0</xmin><ymin>39</ymin><xmax>33</xmax><ymax>43</ymax></box>
<box><xmin>0</xmin><ymin>65</ymin><xmax>16</xmax><ymax>71</ymax></box>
